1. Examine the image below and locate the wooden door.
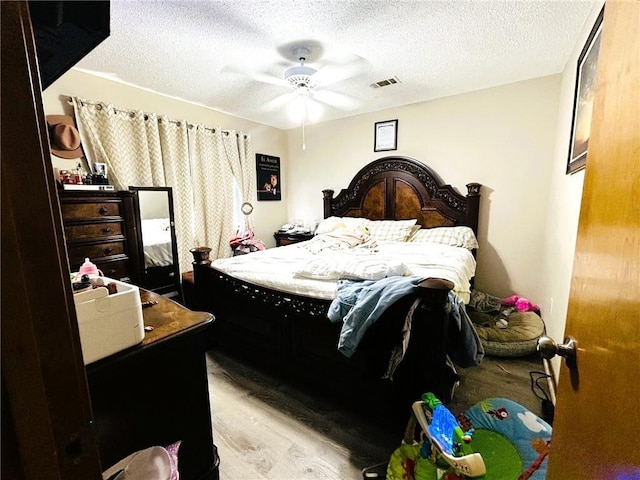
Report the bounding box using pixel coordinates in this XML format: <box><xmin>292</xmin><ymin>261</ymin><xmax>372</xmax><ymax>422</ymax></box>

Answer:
<box><xmin>546</xmin><ymin>2</ymin><xmax>640</xmax><ymax>478</ymax></box>
<box><xmin>1</xmin><ymin>2</ymin><xmax>102</xmax><ymax>478</ymax></box>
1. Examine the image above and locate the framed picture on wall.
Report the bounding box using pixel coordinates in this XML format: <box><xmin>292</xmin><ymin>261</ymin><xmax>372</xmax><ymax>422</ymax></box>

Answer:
<box><xmin>256</xmin><ymin>153</ymin><xmax>281</xmax><ymax>201</ymax></box>
<box><xmin>566</xmin><ymin>7</ymin><xmax>604</xmax><ymax>175</ymax></box>
<box><xmin>374</xmin><ymin>119</ymin><xmax>398</xmax><ymax>152</ymax></box>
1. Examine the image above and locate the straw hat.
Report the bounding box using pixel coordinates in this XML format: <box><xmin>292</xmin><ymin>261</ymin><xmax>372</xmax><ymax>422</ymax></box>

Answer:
<box><xmin>46</xmin><ymin>114</ymin><xmax>84</xmax><ymax>159</ymax></box>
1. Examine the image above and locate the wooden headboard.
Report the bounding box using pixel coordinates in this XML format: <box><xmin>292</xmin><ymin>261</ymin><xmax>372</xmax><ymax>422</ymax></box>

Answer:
<box><xmin>322</xmin><ymin>156</ymin><xmax>481</xmax><ymax>235</ymax></box>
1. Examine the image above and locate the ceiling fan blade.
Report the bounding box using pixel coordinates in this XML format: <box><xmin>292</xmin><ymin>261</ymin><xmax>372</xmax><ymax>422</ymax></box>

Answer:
<box><xmin>312</xmin><ymin>55</ymin><xmax>368</xmax><ymax>87</ymax></box>
<box><xmin>221</xmin><ymin>65</ymin><xmax>289</xmax><ymax>87</ymax></box>
<box><xmin>249</xmin><ymin>71</ymin><xmax>289</xmax><ymax>88</ymax></box>
<box><xmin>262</xmin><ymin>91</ymin><xmax>298</xmax><ymax>111</ymax></box>
<box><xmin>312</xmin><ymin>90</ymin><xmax>360</xmax><ymax>110</ymax></box>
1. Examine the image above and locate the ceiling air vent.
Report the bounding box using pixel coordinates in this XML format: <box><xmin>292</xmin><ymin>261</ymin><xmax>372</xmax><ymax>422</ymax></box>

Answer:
<box><xmin>370</xmin><ymin>76</ymin><xmax>401</xmax><ymax>89</ymax></box>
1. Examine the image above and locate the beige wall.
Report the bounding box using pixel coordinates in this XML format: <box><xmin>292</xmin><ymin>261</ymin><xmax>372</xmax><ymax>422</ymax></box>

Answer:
<box><xmin>539</xmin><ymin>2</ymin><xmax>604</xmax><ymax>379</ymax></box>
<box><xmin>42</xmin><ymin>69</ymin><xmax>289</xmax><ymax>248</ymax></box>
<box><xmin>285</xmin><ymin>75</ymin><xmax>562</xmax><ymax>300</ymax></box>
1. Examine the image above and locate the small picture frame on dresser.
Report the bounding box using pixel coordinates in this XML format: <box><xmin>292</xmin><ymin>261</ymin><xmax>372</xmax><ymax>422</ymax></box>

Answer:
<box><xmin>92</xmin><ymin>162</ymin><xmax>110</xmax><ymax>186</ymax></box>
<box><xmin>93</xmin><ymin>162</ymin><xmax>108</xmax><ymax>177</ymax></box>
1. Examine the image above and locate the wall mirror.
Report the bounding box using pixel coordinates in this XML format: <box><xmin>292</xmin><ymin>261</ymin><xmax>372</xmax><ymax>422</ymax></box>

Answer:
<box><xmin>130</xmin><ymin>186</ymin><xmax>180</xmax><ymax>299</ymax></box>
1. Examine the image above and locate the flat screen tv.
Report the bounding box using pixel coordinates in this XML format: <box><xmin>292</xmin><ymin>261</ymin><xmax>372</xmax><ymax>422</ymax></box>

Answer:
<box><xmin>29</xmin><ymin>1</ymin><xmax>110</xmax><ymax>90</ymax></box>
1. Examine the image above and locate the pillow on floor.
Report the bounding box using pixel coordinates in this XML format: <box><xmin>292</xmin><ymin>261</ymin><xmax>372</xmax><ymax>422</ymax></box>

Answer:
<box><xmin>468</xmin><ymin>310</ymin><xmax>545</xmax><ymax>357</ymax></box>
<box><xmin>459</xmin><ymin>397</ymin><xmax>552</xmax><ymax>480</ymax></box>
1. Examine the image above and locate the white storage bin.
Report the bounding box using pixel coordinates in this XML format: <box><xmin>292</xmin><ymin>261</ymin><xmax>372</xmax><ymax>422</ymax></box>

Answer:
<box><xmin>73</xmin><ymin>277</ymin><xmax>144</xmax><ymax>364</ymax></box>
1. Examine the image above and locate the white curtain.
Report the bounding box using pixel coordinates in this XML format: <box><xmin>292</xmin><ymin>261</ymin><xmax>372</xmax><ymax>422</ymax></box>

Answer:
<box><xmin>72</xmin><ymin>97</ymin><xmax>249</xmax><ymax>270</ymax></box>
<box><xmin>73</xmin><ymin>98</ymin><xmax>194</xmax><ymax>273</ymax></box>
<box><xmin>73</xmin><ymin>98</ymin><xmax>167</xmax><ymax>188</ymax></box>
<box><xmin>156</xmin><ymin>118</ymin><xmax>196</xmax><ymax>273</ymax></box>
<box><xmin>223</xmin><ymin>129</ymin><xmax>254</xmax><ymax>231</ymax></box>
<box><xmin>188</xmin><ymin>126</ymin><xmax>253</xmax><ymax>259</ymax></box>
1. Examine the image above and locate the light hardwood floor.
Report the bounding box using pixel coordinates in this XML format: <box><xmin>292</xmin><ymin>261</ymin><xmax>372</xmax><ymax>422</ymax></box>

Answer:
<box><xmin>206</xmin><ymin>349</ymin><xmax>550</xmax><ymax>480</ymax></box>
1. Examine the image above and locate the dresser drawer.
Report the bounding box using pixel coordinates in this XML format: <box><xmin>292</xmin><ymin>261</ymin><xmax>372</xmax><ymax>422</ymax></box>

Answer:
<box><xmin>69</xmin><ymin>257</ymin><xmax>129</xmax><ymax>282</ymax></box>
<box><xmin>59</xmin><ymin>190</ymin><xmax>139</xmax><ymax>285</ymax></box>
<box><xmin>95</xmin><ymin>259</ymin><xmax>130</xmax><ymax>282</ymax></box>
<box><xmin>68</xmin><ymin>241</ymin><xmax>126</xmax><ymax>266</ymax></box>
<box><xmin>62</xmin><ymin>201</ymin><xmax>122</xmax><ymax>220</ymax></box>
<box><xmin>65</xmin><ymin>221</ymin><xmax>124</xmax><ymax>242</ymax></box>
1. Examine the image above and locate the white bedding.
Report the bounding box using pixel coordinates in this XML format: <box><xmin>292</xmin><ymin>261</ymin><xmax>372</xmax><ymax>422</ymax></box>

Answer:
<box><xmin>141</xmin><ymin>218</ymin><xmax>173</xmax><ymax>267</ymax></box>
<box><xmin>211</xmin><ymin>240</ymin><xmax>476</xmax><ymax>303</ymax></box>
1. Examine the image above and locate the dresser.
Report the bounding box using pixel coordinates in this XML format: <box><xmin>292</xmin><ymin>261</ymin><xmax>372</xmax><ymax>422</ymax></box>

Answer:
<box><xmin>59</xmin><ymin>190</ymin><xmax>141</xmax><ymax>283</ymax></box>
<box><xmin>87</xmin><ymin>289</ymin><xmax>219</xmax><ymax>480</ymax></box>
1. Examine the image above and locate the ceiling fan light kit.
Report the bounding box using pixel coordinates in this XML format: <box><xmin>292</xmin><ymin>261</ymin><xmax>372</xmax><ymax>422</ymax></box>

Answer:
<box><xmin>284</xmin><ymin>58</ymin><xmax>317</xmax><ymax>89</ymax></box>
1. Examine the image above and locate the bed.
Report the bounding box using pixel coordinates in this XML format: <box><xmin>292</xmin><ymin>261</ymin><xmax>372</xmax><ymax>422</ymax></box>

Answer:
<box><xmin>192</xmin><ymin>156</ymin><xmax>482</xmax><ymax>412</ymax></box>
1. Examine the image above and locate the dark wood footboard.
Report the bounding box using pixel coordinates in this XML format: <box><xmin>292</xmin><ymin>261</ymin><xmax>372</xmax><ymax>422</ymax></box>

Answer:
<box><xmin>192</xmin><ymin>260</ymin><xmax>457</xmax><ymax>416</ymax></box>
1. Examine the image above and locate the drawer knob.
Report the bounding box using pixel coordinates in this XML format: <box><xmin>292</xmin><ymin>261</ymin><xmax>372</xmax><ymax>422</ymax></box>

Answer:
<box><xmin>105</xmin><ymin>269</ymin><xmax>116</xmax><ymax>275</ymax></box>
<box><xmin>98</xmin><ymin>206</ymin><xmax>108</xmax><ymax>215</ymax></box>
<box><xmin>103</xmin><ymin>247</ymin><xmax>113</xmax><ymax>255</ymax></box>
<box><xmin>101</xmin><ymin>227</ymin><xmax>112</xmax><ymax>234</ymax></box>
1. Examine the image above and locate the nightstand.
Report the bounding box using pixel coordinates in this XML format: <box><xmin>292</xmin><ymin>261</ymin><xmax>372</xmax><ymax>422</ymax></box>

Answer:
<box><xmin>274</xmin><ymin>231</ymin><xmax>314</xmax><ymax>247</ymax></box>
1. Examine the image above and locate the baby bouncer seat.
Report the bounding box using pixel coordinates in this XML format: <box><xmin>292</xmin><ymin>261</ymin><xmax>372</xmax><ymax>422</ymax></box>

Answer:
<box><xmin>375</xmin><ymin>393</ymin><xmax>552</xmax><ymax>480</ymax></box>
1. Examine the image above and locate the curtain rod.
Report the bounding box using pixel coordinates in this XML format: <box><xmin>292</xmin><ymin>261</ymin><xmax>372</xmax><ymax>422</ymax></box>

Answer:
<box><xmin>67</xmin><ymin>96</ymin><xmax>247</xmax><ymax>138</ymax></box>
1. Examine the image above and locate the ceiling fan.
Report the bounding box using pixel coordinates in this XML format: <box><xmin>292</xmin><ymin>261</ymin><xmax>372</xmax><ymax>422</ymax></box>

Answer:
<box><xmin>225</xmin><ymin>43</ymin><xmax>366</xmax><ymax>119</ymax></box>
<box><xmin>266</xmin><ymin>47</ymin><xmax>362</xmax><ymax>114</ymax></box>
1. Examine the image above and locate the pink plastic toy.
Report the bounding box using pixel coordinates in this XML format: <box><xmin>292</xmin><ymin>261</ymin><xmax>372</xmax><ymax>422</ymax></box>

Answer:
<box><xmin>502</xmin><ymin>295</ymin><xmax>540</xmax><ymax>314</ymax></box>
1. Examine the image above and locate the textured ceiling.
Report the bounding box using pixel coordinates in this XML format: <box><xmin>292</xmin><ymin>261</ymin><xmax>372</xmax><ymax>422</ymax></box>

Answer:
<box><xmin>75</xmin><ymin>0</ymin><xmax>599</xmax><ymax>130</ymax></box>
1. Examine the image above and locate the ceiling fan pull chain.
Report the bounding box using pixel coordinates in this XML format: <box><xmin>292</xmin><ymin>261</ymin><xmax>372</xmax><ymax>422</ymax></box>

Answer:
<box><xmin>302</xmin><ymin>115</ymin><xmax>306</xmax><ymax>151</ymax></box>
<box><xmin>302</xmin><ymin>95</ymin><xmax>308</xmax><ymax>150</ymax></box>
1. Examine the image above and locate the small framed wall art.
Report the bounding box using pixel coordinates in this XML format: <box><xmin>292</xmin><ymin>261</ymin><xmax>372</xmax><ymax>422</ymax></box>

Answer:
<box><xmin>256</xmin><ymin>153</ymin><xmax>281</xmax><ymax>201</ymax></box>
<box><xmin>374</xmin><ymin>119</ymin><xmax>398</xmax><ymax>152</ymax></box>
<box><xmin>566</xmin><ymin>7</ymin><xmax>603</xmax><ymax>174</ymax></box>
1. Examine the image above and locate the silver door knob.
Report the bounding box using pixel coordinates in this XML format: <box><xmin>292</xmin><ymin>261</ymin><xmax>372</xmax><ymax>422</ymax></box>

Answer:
<box><xmin>537</xmin><ymin>336</ymin><xmax>577</xmax><ymax>368</ymax></box>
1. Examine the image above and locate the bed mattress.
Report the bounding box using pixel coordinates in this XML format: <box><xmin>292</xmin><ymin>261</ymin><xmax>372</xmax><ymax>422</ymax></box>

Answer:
<box><xmin>211</xmin><ymin>240</ymin><xmax>476</xmax><ymax>303</ymax></box>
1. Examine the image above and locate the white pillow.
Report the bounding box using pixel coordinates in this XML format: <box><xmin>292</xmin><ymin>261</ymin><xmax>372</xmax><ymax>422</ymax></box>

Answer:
<box><xmin>366</xmin><ymin>219</ymin><xmax>417</xmax><ymax>242</ymax></box>
<box><xmin>315</xmin><ymin>216</ymin><xmax>369</xmax><ymax>235</ymax></box>
<box><xmin>409</xmin><ymin>226</ymin><xmax>479</xmax><ymax>249</ymax></box>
